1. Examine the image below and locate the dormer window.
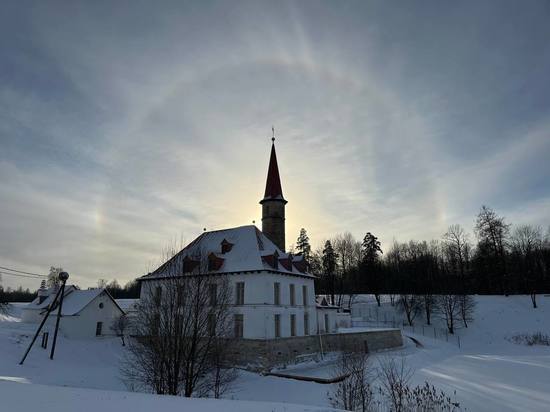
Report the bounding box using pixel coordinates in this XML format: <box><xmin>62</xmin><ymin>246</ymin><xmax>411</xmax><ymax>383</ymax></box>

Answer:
<box><xmin>221</xmin><ymin>239</ymin><xmax>234</xmax><ymax>254</ymax></box>
<box><xmin>208</xmin><ymin>252</ymin><xmax>225</xmax><ymax>271</ymax></box>
<box><xmin>182</xmin><ymin>256</ymin><xmax>199</xmax><ymax>273</ymax></box>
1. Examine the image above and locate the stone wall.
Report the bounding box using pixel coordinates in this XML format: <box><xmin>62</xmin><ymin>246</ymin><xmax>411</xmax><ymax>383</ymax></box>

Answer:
<box><xmin>231</xmin><ymin>329</ymin><xmax>403</xmax><ymax>369</ymax></box>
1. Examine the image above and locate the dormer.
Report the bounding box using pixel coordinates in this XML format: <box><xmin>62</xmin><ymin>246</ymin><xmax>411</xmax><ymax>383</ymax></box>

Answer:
<box><xmin>278</xmin><ymin>253</ymin><xmax>293</xmax><ymax>271</ymax></box>
<box><xmin>208</xmin><ymin>252</ymin><xmax>225</xmax><ymax>271</ymax></box>
<box><xmin>262</xmin><ymin>250</ymin><xmax>279</xmax><ymax>270</ymax></box>
<box><xmin>182</xmin><ymin>256</ymin><xmax>199</xmax><ymax>273</ymax></box>
<box><xmin>292</xmin><ymin>256</ymin><xmax>307</xmax><ymax>273</ymax></box>
<box><xmin>221</xmin><ymin>239</ymin><xmax>234</xmax><ymax>254</ymax></box>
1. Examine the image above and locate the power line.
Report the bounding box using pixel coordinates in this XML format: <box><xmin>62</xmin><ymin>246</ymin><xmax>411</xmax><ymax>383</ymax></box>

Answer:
<box><xmin>0</xmin><ymin>265</ymin><xmax>46</xmax><ymax>278</ymax></box>
<box><xmin>0</xmin><ymin>270</ymin><xmax>45</xmax><ymax>280</ymax></box>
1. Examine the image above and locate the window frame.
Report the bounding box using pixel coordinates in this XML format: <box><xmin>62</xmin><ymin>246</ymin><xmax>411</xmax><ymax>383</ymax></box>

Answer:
<box><xmin>235</xmin><ymin>282</ymin><xmax>245</xmax><ymax>305</ymax></box>
<box><xmin>234</xmin><ymin>314</ymin><xmax>244</xmax><ymax>338</ymax></box>
<box><xmin>290</xmin><ymin>314</ymin><xmax>296</xmax><ymax>337</ymax></box>
<box><xmin>274</xmin><ymin>314</ymin><xmax>281</xmax><ymax>338</ymax></box>
<box><xmin>274</xmin><ymin>282</ymin><xmax>281</xmax><ymax>305</ymax></box>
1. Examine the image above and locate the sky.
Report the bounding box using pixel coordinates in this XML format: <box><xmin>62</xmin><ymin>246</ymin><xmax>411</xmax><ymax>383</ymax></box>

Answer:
<box><xmin>1</xmin><ymin>1</ymin><xmax>550</xmax><ymax>290</ymax></box>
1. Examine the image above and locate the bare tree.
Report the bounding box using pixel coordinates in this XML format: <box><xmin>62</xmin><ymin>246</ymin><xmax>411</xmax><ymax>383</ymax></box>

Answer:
<box><xmin>328</xmin><ymin>352</ymin><xmax>374</xmax><ymax>412</ymax></box>
<box><xmin>111</xmin><ymin>313</ymin><xmax>130</xmax><ymax>346</ymax></box>
<box><xmin>421</xmin><ymin>294</ymin><xmax>436</xmax><ymax>326</ymax></box>
<box><xmin>458</xmin><ymin>295</ymin><xmax>476</xmax><ymax>328</ymax></box>
<box><xmin>398</xmin><ymin>295</ymin><xmax>420</xmax><ymax>326</ymax></box>
<box><xmin>333</xmin><ymin>232</ymin><xmax>361</xmax><ymax>307</ymax></box>
<box><xmin>0</xmin><ymin>286</ymin><xmax>9</xmax><ymax>315</ymax></box>
<box><xmin>436</xmin><ymin>294</ymin><xmax>461</xmax><ymax>334</ymax></box>
<box><xmin>378</xmin><ymin>357</ymin><xmax>413</xmax><ymax>412</ymax></box>
<box><xmin>511</xmin><ymin>225</ymin><xmax>544</xmax><ymax>308</ymax></box>
<box><xmin>443</xmin><ymin>225</ymin><xmax>471</xmax><ymax>283</ymax></box>
<box><xmin>122</xmin><ymin>250</ymin><xmax>235</xmax><ymax>398</ymax></box>
<box><xmin>475</xmin><ymin>206</ymin><xmax>511</xmax><ymax>295</ymax></box>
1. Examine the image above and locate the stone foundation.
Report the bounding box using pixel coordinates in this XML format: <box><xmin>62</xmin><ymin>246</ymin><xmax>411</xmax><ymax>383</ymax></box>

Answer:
<box><xmin>230</xmin><ymin>329</ymin><xmax>403</xmax><ymax>369</ymax></box>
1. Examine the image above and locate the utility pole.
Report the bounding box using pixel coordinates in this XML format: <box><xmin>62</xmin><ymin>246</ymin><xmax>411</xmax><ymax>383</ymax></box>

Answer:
<box><xmin>19</xmin><ymin>272</ymin><xmax>69</xmax><ymax>365</ymax></box>
<box><xmin>50</xmin><ymin>271</ymin><xmax>69</xmax><ymax>360</ymax></box>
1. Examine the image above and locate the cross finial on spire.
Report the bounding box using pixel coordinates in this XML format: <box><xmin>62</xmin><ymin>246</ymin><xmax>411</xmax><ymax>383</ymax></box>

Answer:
<box><xmin>272</xmin><ymin>126</ymin><xmax>275</xmax><ymax>143</ymax></box>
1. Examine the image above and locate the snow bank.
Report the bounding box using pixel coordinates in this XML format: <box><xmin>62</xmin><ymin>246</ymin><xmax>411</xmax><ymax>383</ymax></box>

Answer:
<box><xmin>0</xmin><ymin>380</ymin><xmax>340</xmax><ymax>412</ymax></box>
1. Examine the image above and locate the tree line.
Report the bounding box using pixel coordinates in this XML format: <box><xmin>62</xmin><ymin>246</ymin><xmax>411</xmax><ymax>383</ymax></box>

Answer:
<box><xmin>292</xmin><ymin>205</ymin><xmax>550</xmax><ymax>308</ymax></box>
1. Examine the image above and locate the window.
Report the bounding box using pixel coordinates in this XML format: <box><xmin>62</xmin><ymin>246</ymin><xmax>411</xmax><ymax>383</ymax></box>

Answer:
<box><xmin>324</xmin><ymin>314</ymin><xmax>329</xmax><ymax>333</ymax></box>
<box><xmin>154</xmin><ymin>286</ymin><xmax>162</xmax><ymax>307</ymax></box>
<box><xmin>274</xmin><ymin>282</ymin><xmax>280</xmax><ymax>305</ymax></box>
<box><xmin>208</xmin><ymin>313</ymin><xmax>216</xmax><ymax>336</ymax></box>
<box><xmin>235</xmin><ymin>282</ymin><xmax>245</xmax><ymax>305</ymax></box>
<box><xmin>289</xmin><ymin>284</ymin><xmax>295</xmax><ymax>306</ymax></box>
<box><xmin>290</xmin><ymin>314</ymin><xmax>296</xmax><ymax>336</ymax></box>
<box><xmin>274</xmin><ymin>314</ymin><xmax>281</xmax><ymax>338</ymax></box>
<box><xmin>302</xmin><ymin>285</ymin><xmax>308</xmax><ymax>307</ymax></box>
<box><xmin>304</xmin><ymin>312</ymin><xmax>309</xmax><ymax>336</ymax></box>
<box><xmin>177</xmin><ymin>284</ymin><xmax>185</xmax><ymax>307</ymax></box>
<box><xmin>95</xmin><ymin>322</ymin><xmax>103</xmax><ymax>336</ymax></box>
<box><xmin>98</xmin><ymin>302</ymin><xmax>104</xmax><ymax>309</ymax></box>
<box><xmin>209</xmin><ymin>283</ymin><xmax>217</xmax><ymax>306</ymax></box>
<box><xmin>153</xmin><ymin>314</ymin><xmax>160</xmax><ymax>336</ymax></box>
<box><xmin>234</xmin><ymin>314</ymin><xmax>244</xmax><ymax>338</ymax></box>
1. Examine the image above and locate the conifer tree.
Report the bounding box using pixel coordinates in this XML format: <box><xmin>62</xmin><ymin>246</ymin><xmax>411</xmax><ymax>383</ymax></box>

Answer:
<box><xmin>361</xmin><ymin>232</ymin><xmax>383</xmax><ymax>306</ymax></box>
<box><xmin>322</xmin><ymin>240</ymin><xmax>337</xmax><ymax>305</ymax></box>
<box><xmin>296</xmin><ymin>228</ymin><xmax>312</xmax><ymax>265</ymax></box>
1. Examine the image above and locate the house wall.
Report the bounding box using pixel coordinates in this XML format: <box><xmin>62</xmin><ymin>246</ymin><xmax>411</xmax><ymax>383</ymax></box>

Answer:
<box><xmin>21</xmin><ymin>293</ymin><xmax>123</xmax><ymax>339</ymax></box>
<box><xmin>21</xmin><ymin>309</ymin><xmax>43</xmax><ymax>323</ymax></box>
<box><xmin>60</xmin><ymin>293</ymin><xmax>122</xmax><ymax>339</ymax></box>
<box><xmin>140</xmin><ymin>271</ymin><xmax>317</xmax><ymax>339</ymax></box>
<box><xmin>316</xmin><ymin>308</ymin><xmax>339</xmax><ymax>334</ymax></box>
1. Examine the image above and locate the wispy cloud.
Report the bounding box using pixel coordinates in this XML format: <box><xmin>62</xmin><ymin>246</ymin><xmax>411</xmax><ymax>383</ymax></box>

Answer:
<box><xmin>1</xmin><ymin>1</ymin><xmax>549</xmax><ymax>289</ymax></box>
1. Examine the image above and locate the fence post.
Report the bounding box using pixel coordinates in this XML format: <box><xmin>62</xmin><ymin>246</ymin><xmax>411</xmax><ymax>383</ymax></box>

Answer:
<box><xmin>458</xmin><ymin>335</ymin><xmax>461</xmax><ymax>349</ymax></box>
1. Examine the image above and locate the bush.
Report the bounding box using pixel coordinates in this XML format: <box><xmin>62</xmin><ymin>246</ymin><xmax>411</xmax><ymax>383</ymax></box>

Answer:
<box><xmin>507</xmin><ymin>332</ymin><xmax>550</xmax><ymax>346</ymax></box>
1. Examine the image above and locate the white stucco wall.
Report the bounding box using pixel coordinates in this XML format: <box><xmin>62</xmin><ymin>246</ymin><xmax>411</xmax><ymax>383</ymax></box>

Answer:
<box><xmin>21</xmin><ymin>292</ymin><xmax>123</xmax><ymax>339</ymax></box>
<box><xmin>316</xmin><ymin>307</ymin><xmax>339</xmax><ymax>334</ymax></box>
<box><xmin>60</xmin><ymin>293</ymin><xmax>123</xmax><ymax>339</ymax></box>
<box><xmin>140</xmin><ymin>271</ymin><xmax>317</xmax><ymax>339</ymax></box>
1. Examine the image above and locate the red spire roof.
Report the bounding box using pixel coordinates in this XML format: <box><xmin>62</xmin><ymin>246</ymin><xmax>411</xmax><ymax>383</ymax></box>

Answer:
<box><xmin>261</xmin><ymin>142</ymin><xmax>287</xmax><ymax>203</ymax></box>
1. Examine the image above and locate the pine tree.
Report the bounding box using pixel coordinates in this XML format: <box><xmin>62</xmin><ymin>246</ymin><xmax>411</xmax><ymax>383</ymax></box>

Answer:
<box><xmin>322</xmin><ymin>240</ymin><xmax>337</xmax><ymax>305</ymax></box>
<box><xmin>361</xmin><ymin>232</ymin><xmax>383</xmax><ymax>306</ymax></box>
<box><xmin>361</xmin><ymin>232</ymin><xmax>382</xmax><ymax>264</ymax></box>
<box><xmin>296</xmin><ymin>228</ymin><xmax>312</xmax><ymax>265</ymax></box>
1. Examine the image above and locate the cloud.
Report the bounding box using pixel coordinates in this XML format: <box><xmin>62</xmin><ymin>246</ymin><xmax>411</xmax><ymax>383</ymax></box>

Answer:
<box><xmin>1</xmin><ymin>1</ymin><xmax>549</xmax><ymax>289</ymax></box>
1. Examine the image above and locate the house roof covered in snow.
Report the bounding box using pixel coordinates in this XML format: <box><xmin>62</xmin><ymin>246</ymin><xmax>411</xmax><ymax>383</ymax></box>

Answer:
<box><xmin>25</xmin><ymin>287</ymin><xmax>124</xmax><ymax>316</ymax></box>
<box><xmin>139</xmin><ymin>225</ymin><xmax>313</xmax><ymax>281</ymax></box>
<box><xmin>26</xmin><ymin>285</ymin><xmax>79</xmax><ymax>310</ymax></box>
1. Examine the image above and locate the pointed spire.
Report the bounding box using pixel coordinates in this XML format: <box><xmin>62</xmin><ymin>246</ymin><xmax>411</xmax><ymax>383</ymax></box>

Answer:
<box><xmin>261</xmin><ymin>135</ymin><xmax>286</xmax><ymax>203</ymax></box>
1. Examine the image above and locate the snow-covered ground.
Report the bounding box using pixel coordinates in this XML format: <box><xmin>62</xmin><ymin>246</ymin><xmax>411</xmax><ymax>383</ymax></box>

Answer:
<box><xmin>2</xmin><ymin>296</ymin><xmax>550</xmax><ymax>411</ymax></box>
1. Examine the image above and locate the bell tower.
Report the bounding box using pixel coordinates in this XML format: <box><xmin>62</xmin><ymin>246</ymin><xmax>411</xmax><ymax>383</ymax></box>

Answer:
<box><xmin>260</xmin><ymin>131</ymin><xmax>287</xmax><ymax>251</ymax></box>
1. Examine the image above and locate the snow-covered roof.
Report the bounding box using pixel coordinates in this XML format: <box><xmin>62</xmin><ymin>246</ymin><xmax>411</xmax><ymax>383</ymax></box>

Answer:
<box><xmin>24</xmin><ymin>287</ymin><xmax>124</xmax><ymax>316</ymax></box>
<box><xmin>25</xmin><ymin>285</ymin><xmax>79</xmax><ymax>310</ymax></box>
<box><xmin>140</xmin><ymin>225</ymin><xmax>314</xmax><ymax>280</ymax></box>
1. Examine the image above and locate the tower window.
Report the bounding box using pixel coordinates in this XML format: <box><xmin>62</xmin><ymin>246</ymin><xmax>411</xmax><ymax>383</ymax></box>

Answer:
<box><xmin>289</xmin><ymin>284</ymin><xmax>295</xmax><ymax>306</ymax></box>
<box><xmin>302</xmin><ymin>285</ymin><xmax>308</xmax><ymax>307</ymax></box>
<box><xmin>290</xmin><ymin>314</ymin><xmax>296</xmax><ymax>337</ymax></box>
<box><xmin>304</xmin><ymin>313</ymin><xmax>309</xmax><ymax>336</ymax></box>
